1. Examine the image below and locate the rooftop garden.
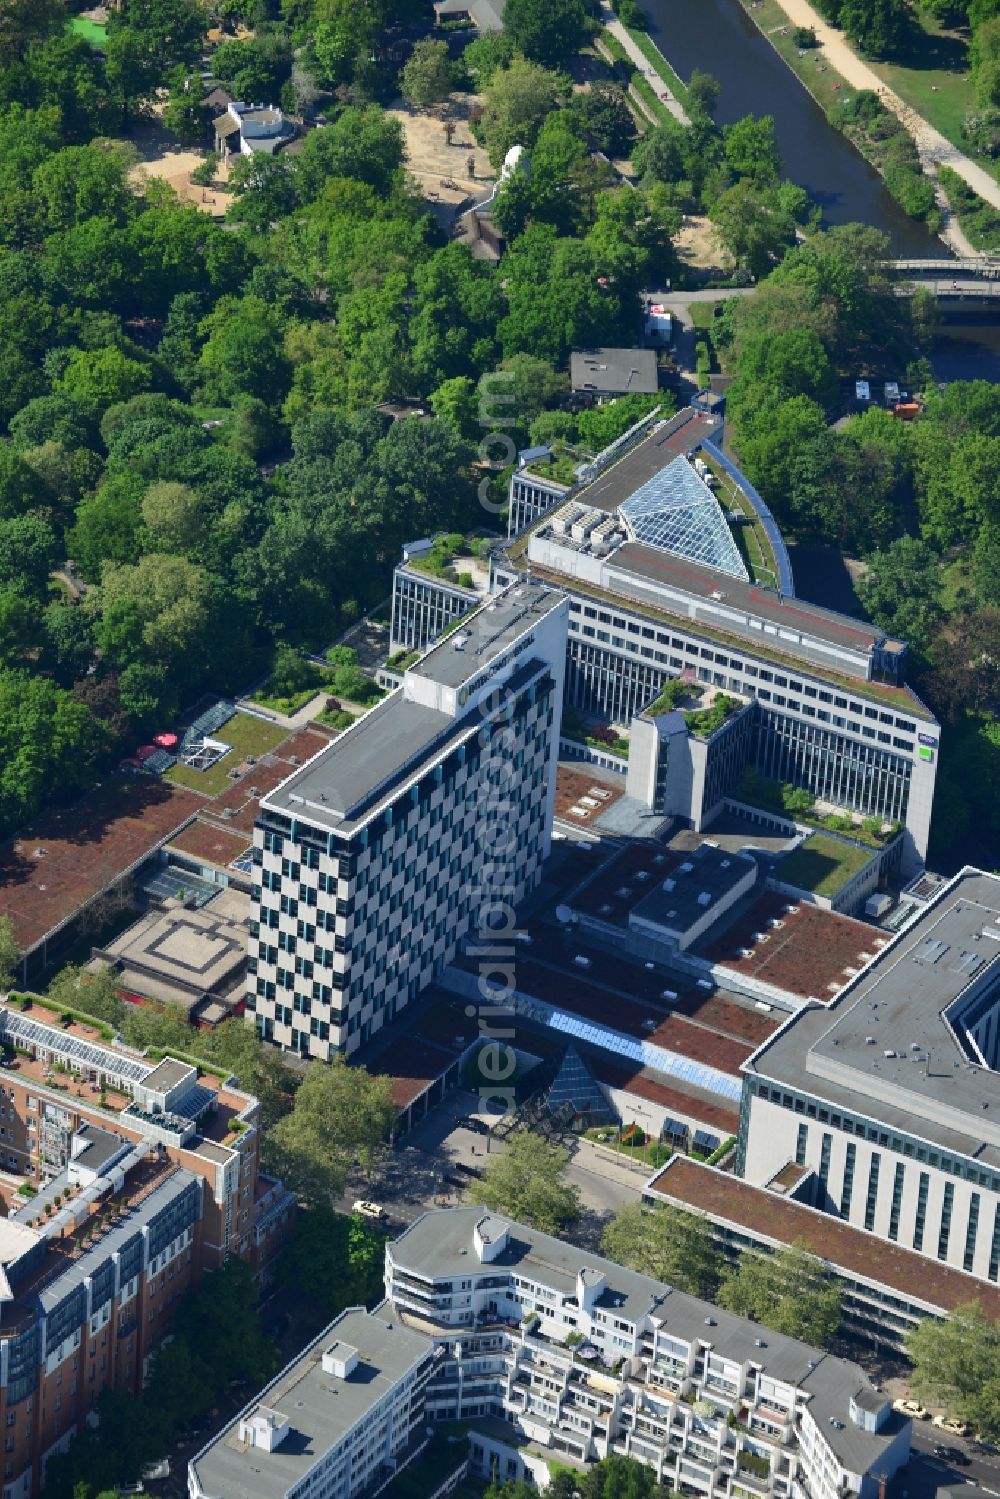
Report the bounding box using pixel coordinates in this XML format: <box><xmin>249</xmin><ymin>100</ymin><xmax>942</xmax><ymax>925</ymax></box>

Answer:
<box><xmin>684</xmin><ymin>692</ymin><xmax>740</xmax><ymax>738</ymax></box>
<box><xmin>776</xmin><ymin>833</ymin><xmax>875</xmax><ymax>899</ymax></box>
<box><xmin>248</xmin><ymin>646</ymin><xmax>383</xmax><ymax>722</ymax></box>
<box><xmin>165</xmin><ymin>711</ymin><xmax>289</xmax><ymax>796</ymax></box>
<box><xmin>562</xmin><ymin>707</ymin><xmax>629</xmax><ymax>759</ymax></box>
<box><xmin>406</xmin><ymin>533</ymin><xmax>489</xmax><ymax>586</ymax></box>
<box><xmin>523</xmin><ymin>442</ymin><xmax>592</xmax><ymax>488</ymax></box>
<box><xmin>644</xmin><ymin>678</ymin><xmax>692</xmax><ymax>717</ymax></box>
<box><xmin>385</xmin><ymin>648</ymin><xmax>420</xmax><ymax>673</ymax></box>
<box><xmin>735</xmin><ymin>769</ymin><xmax>901</xmax><ymax>850</ymax></box>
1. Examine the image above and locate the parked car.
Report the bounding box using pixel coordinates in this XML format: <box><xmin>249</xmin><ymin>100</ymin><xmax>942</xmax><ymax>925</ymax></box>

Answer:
<box><xmin>933</xmin><ymin>1445</ymin><xmax>970</xmax><ymax>1466</ymax></box>
<box><xmin>352</xmin><ymin>1200</ymin><xmax>386</xmax><ymax>1221</ymax></box>
<box><xmin>894</xmin><ymin>1399</ymin><xmax>928</xmax><ymax>1420</ymax></box>
<box><xmin>933</xmin><ymin>1416</ymin><xmax>969</xmax><ymax>1436</ymax></box>
<box><xmin>141</xmin><ymin>1459</ymin><xmax>170</xmax><ymax>1482</ymax></box>
<box><xmin>117</xmin><ymin>1484</ymin><xmax>144</xmax><ymax>1496</ymax></box>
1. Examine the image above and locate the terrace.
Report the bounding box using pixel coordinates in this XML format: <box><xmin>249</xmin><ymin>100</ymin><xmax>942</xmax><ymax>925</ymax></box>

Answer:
<box><xmin>165</xmin><ymin>712</ymin><xmax>291</xmax><ymax>797</ymax></box>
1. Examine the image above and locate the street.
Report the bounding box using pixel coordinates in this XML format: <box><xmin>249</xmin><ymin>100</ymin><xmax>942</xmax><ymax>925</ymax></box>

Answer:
<box><xmin>892</xmin><ymin>1418</ymin><xmax>1000</xmax><ymax>1499</ymax></box>
<box><xmin>334</xmin><ymin>1089</ymin><xmax>644</xmax><ymax>1246</ymax></box>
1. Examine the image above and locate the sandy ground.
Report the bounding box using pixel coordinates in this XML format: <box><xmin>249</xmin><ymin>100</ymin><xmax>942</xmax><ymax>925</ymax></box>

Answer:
<box><xmin>675</xmin><ymin>214</ymin><xmax>727</xmax><ymax>272</ymax></box>
<box><xmin>388</xmin><ymin>92</ymin><xmax>494</xmax><ymax>231</ymax></box>
<box><xmin>129</xmin><ymin>115</ymin><xmax>232</xmax><ymax>216</ymax></box>
<box><xmin>765</xmin><ymin>0</ymin><xmax>995</xmax><ymax>248</ymax></box>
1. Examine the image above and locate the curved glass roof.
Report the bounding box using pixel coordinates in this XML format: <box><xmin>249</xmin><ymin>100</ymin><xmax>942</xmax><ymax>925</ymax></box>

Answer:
<box><xmin>619</xmin><ymin>456</ymin><xmax>749</xmax><ymax>581</ymax></box>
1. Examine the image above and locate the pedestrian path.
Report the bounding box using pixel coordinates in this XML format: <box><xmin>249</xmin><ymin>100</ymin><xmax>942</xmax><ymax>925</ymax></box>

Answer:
<box><xmin>599</xmin><ymin>0</ymin><xmax>690</xmax><ymax>125</ymax></box>
<box><xmin>766</xmin><ymin>0</ymin><xmax>996</xmax><ymax>254</ymax></box>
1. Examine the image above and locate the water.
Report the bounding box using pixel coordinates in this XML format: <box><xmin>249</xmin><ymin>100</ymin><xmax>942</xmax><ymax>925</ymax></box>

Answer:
<box><xmin>931</xmin><ymin>319</ymin><xmax>1000</xmax><ymax>381</ymax></box>
<box><xmin>641</xmin><ymin>0</ymin><xmax>946</xmax><ymax>257</ymax></box>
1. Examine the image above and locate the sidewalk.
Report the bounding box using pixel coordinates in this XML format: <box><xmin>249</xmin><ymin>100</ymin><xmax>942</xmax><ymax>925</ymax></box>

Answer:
<box><xmin>599</xmin><ymin>0</ymin><xmax>689</xmax><ymax>125</ymax></box>
<box><xmin>767</xmin><ymin>0</ymin><xmax>994</xmax><ymax>254</ymax></box>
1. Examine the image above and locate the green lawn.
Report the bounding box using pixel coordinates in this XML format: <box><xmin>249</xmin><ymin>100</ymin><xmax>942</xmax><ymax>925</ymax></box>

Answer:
<box><xmin>68</xmin><ymin>16</ymin><xmax>107</xmax><ymax>47</ymax></box>
<box><xmin>165</xmin><ymin>712</ymin><xmax>290</xmax><ymax>797</ymax></box>
<box><xmin>777</xmin><ymin>833</ymin><xmax>874</xmax><ymax>898</ymax></box>
<box><xmin>624</xmin><ymin>24</ymin><xmax>690</xmax><ymax>112</ymax></box>
<box><xmin>867</xmin><ymin>18</ymin><xmax>977</xmax><ymax>162</ymax></box>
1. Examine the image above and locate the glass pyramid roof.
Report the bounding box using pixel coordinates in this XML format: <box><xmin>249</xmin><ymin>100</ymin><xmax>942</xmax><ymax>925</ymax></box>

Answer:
<box><xmin>543</xmin><ymin>1045</ymin><xmax>612</xmax><ymax>1121</ymax></box>
<box><xmin>619</xmin><ymin>456</ymin><xmax>749</xmax><ymax>581</ymax></box>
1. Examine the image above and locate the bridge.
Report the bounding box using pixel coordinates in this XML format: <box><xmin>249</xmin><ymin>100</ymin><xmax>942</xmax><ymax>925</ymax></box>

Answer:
<box><xmin>892</xmin><ymin>257</ymin><xmax>1000</xmax><ymax>300</ymax></box>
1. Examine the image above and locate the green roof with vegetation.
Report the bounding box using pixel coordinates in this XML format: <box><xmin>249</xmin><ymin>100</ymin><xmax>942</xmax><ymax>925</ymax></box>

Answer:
<box><xmin>776</xmin><ymin>833</ymin><xmax>874</xmax><ymax>898</ymax></box>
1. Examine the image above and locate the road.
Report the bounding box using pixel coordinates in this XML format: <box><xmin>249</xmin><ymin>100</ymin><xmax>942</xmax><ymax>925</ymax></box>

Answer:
<box><xmin>892</xmin><ymin>1417</ymin><xmax>1000</xmax><ymax>1499</ymax></box>
<box><xmin>333</xmin><ymin>1089</ymin><xmax>643</xmax><ymax>1247</ymax></box>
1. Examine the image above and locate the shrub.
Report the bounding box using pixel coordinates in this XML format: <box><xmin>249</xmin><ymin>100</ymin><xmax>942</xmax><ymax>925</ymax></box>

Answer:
<box><xmin>793</xmin><ymin>25</ymin><xmax>817</xmax><ymax>46</ymax></box>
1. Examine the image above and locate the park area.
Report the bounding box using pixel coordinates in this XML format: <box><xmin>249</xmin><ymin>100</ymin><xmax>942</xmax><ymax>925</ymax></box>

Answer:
<box><xmin>776</xmin><ymin>832</ymin><xmax>873</xmax><ymax>899</ymax></box>
<box><xmin>68</xmin><ymin>13</ymin><xmax>107</xmax><ymax>48</ymax></box>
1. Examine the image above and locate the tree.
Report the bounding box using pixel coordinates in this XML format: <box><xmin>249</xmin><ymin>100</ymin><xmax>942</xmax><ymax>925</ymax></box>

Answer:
<box><xmin>722</xmin><ymin>113</ymin><xmax>781</xmax><ymax>185</ymax></box>
<box><xmin>480</xmin><ymin>57</ymin><xmax>564</xmax><ymax>167</ymax></box>
<box><xmin>430</xmin><ymin>376</ymin><xmax>479</xmax><ymax>439</ymax></box>
<box><xmin>91</xmin><ymin>553</ymin><xmax>212</xmax><ymax>679</ymax></box>
<box><xmin>709</xmin><ymin>182</ymin><xmax>797</xmax><ymax>280</ymax></box>
<box><xmin>140</xmin><ymin>480</ymin><xmax>208</xmax><ymax>554</ymax></box>
<box><xmin>569</xmin><ymin>83</ymin><xmax>637</xmax><ymax>156</ymax></box>
<box><xmin>277</xmin><ymin>1206</ymin><xmax>385</xmax><ymax>1318</ymax></box>
<box><xmin>840</xmin><ymin>0</ymin><xmax>909</xmax><ymax>56</ymax></box>
<box><xmin>0</xmin><ymin>0</ymin><xmax>65</xmax><ymax>66</ymax></box>
<box><xmin>925</xmin><ymin>608</ymin><xmax>1000</xmax><ymax>723</ymax></box>
<box><xmin>468</xmin><ymin>1131</ymin><xmax>580</xmax><ymax>1234</ymax></box>
<box><xmin>855</xmin><ymin>536</ymin><xmax>944</xmax><ymax>658</ymax></box>
<box><xmin>503</xmin><ymin>0</ymin><xmax>587</xmax><ymax>69</ymax></box>
<box><xmin>908</xmin><ymin>1301</ymin><xmax>1000</xmax><ymax>1437</ymax></box>
<box><xmin>400</xmin><ymin>38</ymin><xmax>453</xmax><ymax>108</ymax></box>
<box><xmin>687</xmin><ymin>68</ymin><xmax>721</xmax><ymax>118</ymax></box>
<box><xmin>293</xmin><ymin>106</ymin><xmax>405</xmax><ymax>201</ymax></box>
<box><xmin>601</xmin><ymin>1202</ymin><xmax>723</xmax><ymax>1297</ymax></box>
<box><xmin>265</xmin><ymin>1054</ymin><xmax>396</xmax><ymax>1207</ymax></box>
<box><xmin>226</xmin><ymin>152</ymin><xmax>297</xmax><ymax>233</ymax></box>
<box><xmin>161</xmin><ymin>80</ymin><xmax>210</xmax><ymax>143</ymax></box>
<box><xmin>56</xmin><ymin>346</ymin><xmax>153</xmax><ymax>418</ymax></box>
<box><xmin>0</xmin><ymin>671</ymin><xmax>109</xmax><ymax>836</ymax></box>
<box><xmin>717</xmin><ymin>1241</ymin><xmax>842</xmax><ymax>1346</ymax></box>
<box><xmin>47</xmin><ymin>963</ymin><xmax>125</xmax><ymax>1026</ymax></box>
<box><xmin>0</xmin><ymin>916</ymin><xmax>20</xmax><ymax>991</ymax></box>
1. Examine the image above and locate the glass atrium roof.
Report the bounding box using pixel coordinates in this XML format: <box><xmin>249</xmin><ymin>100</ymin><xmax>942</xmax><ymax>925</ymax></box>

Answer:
<box><xmin>619</xmin><ymin>456</ymin><xmax>749</xmax><ymax>581</ymax></box>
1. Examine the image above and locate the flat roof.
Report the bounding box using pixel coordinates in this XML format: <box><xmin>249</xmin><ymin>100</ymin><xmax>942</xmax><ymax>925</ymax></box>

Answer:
<box><xmin>613</xmin><ymin>542</ymin><xmax>885</xmax><ymax>657</ymax></box>
<box><xmin>0</xmin><ymin>779</ymin><xmax>200</xmax><ymax>953</ymax></box>
<box><xmin>570</xmin><ymin>347</ymin><xmax>658</xmax><ymax>394</ymax></box>
<box><xmin>72</xmin><ymin>1123</ymin><xmax>127</xmax><ymax>1174</ymax></box>
<box><xmin>408</xmin><ymin>582</ymin><xmax>561</xmax><ymax>688</ymax></box>
<box><xmin>142</xmin><ymin>1058</ymin><xmax>196</xmax><ymax>1094</ymax></box>
<box><xmin>629</xmin><ymin>844</ymin><xmax>756</xmax><ymax>936</ymax></box>
<box><xmin>577</xmin><ymin>410</ymin><xmax>722</xmax><ymax>514</ymax></box>
<box><xmin>571</xmin><ymin>841</ymin><xmax>752</xmax><ymax>932</ymax></box>
<box><xmin>747</xmin><ymin>869</ymin><xmax>1000</xmax><ymax>1166</ymax></box>
<box><xmin>105</xmin><ymin>906</ymin><xmax>248</xmax><ymax>995</ymax></box>
<box><xmin>647</xmin><ymin>1156</ymin><xmax>1000</xmax><ymax>1321</ymax></box>
<box><xmin>264</xmin><ymin>588</ymin><xmax>561</xmax><ymax>832</ymax></box>
<box><xmin>191</xmin><ymin>1307</ymin><xmax>432</xmax><ymax>1499</ymax></box>
<box><xmin>697</xmin><ymin>892</ymin><xmax>889</xmax><ymax>1004</ymax></box>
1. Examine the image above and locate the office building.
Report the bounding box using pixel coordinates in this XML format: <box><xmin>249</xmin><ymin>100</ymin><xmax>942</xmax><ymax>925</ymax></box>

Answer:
<box><xmin>646</xmin><ymin>1156</ymin><xmax>1000</xmax><ymax>1352</ymax></box>
<box><xmin>737</xmin><ymin>867</ymin><xmax>1000</xmax><ymax>1287</ymax></box>
<box><xmin>383</xmin><ymin>1206</ymin><xmax>909</xmax><ymax>1496</ymax></box>
<box><xmin>247</xmin><ymin>585</ymin><xmax>568</xmax><ymax>1059</ymax></box>
<box><xmin>390</xmin><ymin>410</ymin><xmax>938</xmax><ymax>872</ymax></box>
<box><xmin>189</xmin><ymin>1306</ymin><xmax>439</xmax><ymax>1499</ymax></box>
<box><xmin>496</xmin><ymin>415</ymin><xmax>936</xmax><ymax>873</ymax></box>
<box><xmin>0</xmin><ymin>1001</ymin><xmax>293</xmax><ymax>1499</ymax></box>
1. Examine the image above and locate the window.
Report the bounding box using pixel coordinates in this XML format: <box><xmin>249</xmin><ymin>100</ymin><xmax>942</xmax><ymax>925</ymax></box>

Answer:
<box><xmin>795</xmin><ymin>1123</ymin><xmax>807</xmax><ymax>1167</ymax></box>
<box><xmin>888</xmin><ymin>1163</ymin><xmax>905</xmax><ymax>1242</ymax></box>
<box><xmin>965</xmin><ymin>1193</ymin><xmax>981</xmax><ymax>1273</ymax></box>
<box><xmin>913</xmin><ymin>1171</ymin><xmax>930</xmax><ymax>1252</ymax></box>
<box><xmin>864</xmin><ymin>1153</ymin><xmax>881</xmax><ymax>1232</ymax></box>
<box><xmin>937</xmin><ymin>1182</ymin><xmax>954</xmax><ymax>1261</ymax></box>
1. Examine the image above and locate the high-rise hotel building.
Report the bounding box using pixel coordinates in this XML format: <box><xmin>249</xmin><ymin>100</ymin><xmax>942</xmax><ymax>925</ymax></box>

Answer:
<box><xmin>247</xmin><ymin>586</ymin><xmax>568</xmax><ymax>1059</ymax></box>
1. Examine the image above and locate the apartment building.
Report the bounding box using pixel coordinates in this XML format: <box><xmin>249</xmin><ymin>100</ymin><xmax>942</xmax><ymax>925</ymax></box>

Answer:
<box><xmin>737</xmin><ymin>867</ymin><xmax>1000</xmax><ymax>1288</ymax></box>
<box><xmin>189</xmin><ymin>1306</ymin><xmax>439</xmax><ymax>1499</ymax></box>
<box><xmin>247</xmin><ymin>585</ymin><xmax>568</xmax><ymax>1059</ymax></box>
<box><xmin>382</xmin><ymin>1207</ymin><xmax>910</xmax><ymax>1497</ymax></box>
<box><xmin>0</xmin><ymin>1001</ymin><xmax>293</xmax><ymax>1499</ymax></box>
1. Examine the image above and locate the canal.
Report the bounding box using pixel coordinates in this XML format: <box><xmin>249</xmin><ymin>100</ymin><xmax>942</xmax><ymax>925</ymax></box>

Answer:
<box><xmin>642</xmin><ymin>0</ymin><xmax>945</xmax><ymax>257</ymax></box>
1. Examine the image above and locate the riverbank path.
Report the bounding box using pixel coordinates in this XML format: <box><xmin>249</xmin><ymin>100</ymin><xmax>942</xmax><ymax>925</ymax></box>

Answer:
<box><xmin>765</xmin><ymin>0</ymin><xmax>990</xmax><ymax>256</ymax></box>
<box><xmin>599</xmin><ymin>0</ymin><xmax>690</xmax><ymax>125</ymax></box>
